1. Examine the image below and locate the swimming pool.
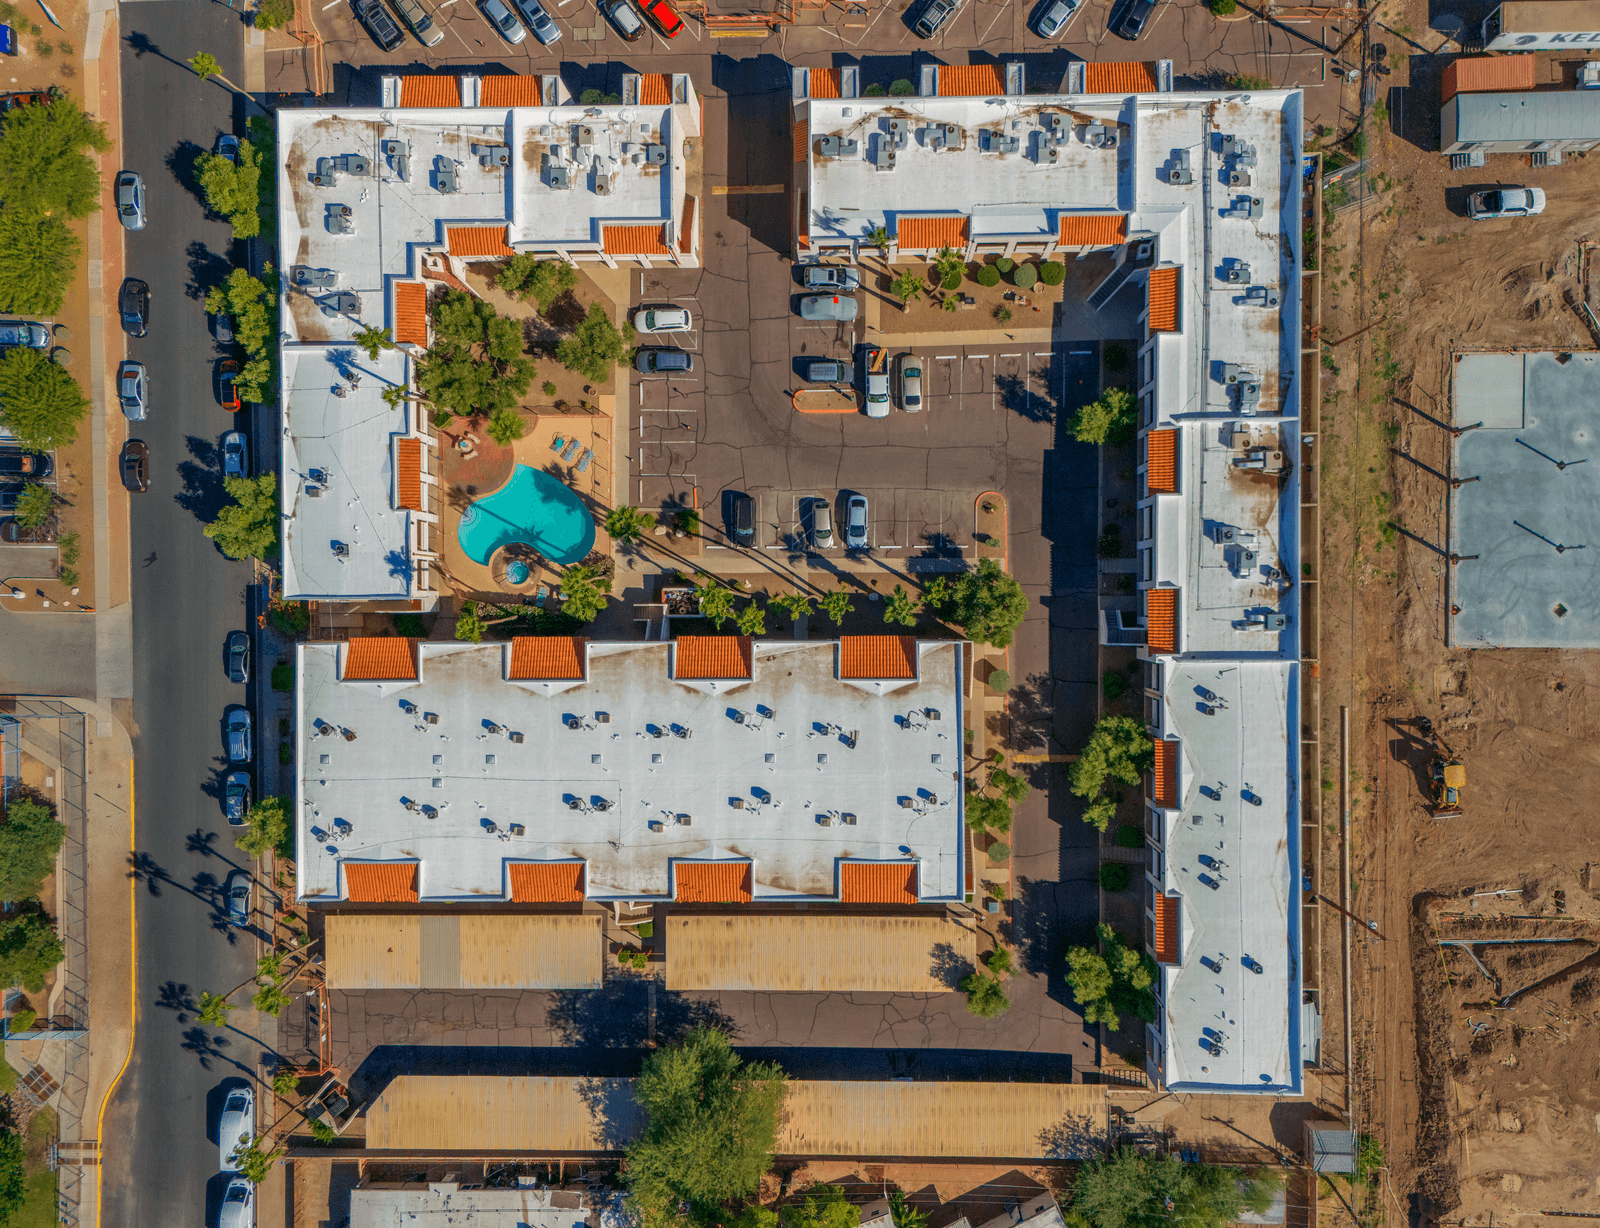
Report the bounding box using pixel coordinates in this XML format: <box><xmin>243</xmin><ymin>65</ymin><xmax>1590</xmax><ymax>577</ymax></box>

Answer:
<box><xmin>458</xmin><ymin>464</ymin><xmax>595</xmax><ymax>567</ymax></box>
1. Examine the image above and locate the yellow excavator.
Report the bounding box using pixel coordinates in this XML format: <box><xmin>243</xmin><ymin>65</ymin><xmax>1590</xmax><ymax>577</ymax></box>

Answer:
<box><xmin>1419</xmin><ymin>717</ymin><xmax>1464</xmax><ymax>818</ymax></box>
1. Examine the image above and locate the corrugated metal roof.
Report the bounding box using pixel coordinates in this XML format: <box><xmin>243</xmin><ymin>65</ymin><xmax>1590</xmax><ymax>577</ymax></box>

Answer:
<box><xmin>396</xmin><ymin>438</ymin><xmax>423</xmax><ymax>511</ymax></box>
<box><xmin>508</xmin><ymin>636</ymin><xmax>586</xmax><ymax>680</ymax></box>
<box><xmin>1084</xmin><ymin>61</ymin><xmax>1158</xmax><ymax>93</ymax></box>
<box><xmin>1057</xmin><ymin>214</ymin><xmax>1128</xmax><ymax>246</ymax></box>
<box><xmin>838</xmin><ymin>635</ymin><xmax>916</xmax><ymax>680</ymax></box>
<box><xmin>1441</xmin><ymin>54</ymin><xmax>1535</xmax><ymax>104</ymax></box>
<box><xmin>675</xmin><ymin>861</ymin><xmax>753</xmax><ymax>903</ymax></box>
<box><xmin>446</xmin><ymin>226</ymin><xmax>514</xmax><ymax>258</ymax></box>
<box><xmin>1146</xmin><ymin>266</ymin><xmax>1179</xmax><ymax>332</ymax></box>
<box><xmin>840</xmin><ymin>862</ymin><xmax>918</xmax><ymax>904</ymax></box>
<box><xmin>1145</xmin><ymin>429</ymin><xmax>1178</xmax><ymax>494</ymax></box>
<box><xmin>1145</xmin><ymin>587</ymin><xmax>1178</xmax><ymax>654</ymax></box>
<box><xmin>793</xmin><ymin>119</ymin><xmax>809</xmax><ymax>164</ymax></box>
<box><xmin>937</xmin><ymin>64</ymin><xmax>1005</xmax><ymax>97</ymax></box>
<box><xmin>343</xmin><ymin>637</ymin><xmax>418</xmax><ymax>680</ymax></box>
<box><xmin>1152</xmin><ymin>893</ymin><xmax>1178</xmax><ymax>963</ymax></box>
<box><xmin>345</xmin><ymin>862</ymin><xmax>420</xmax><ymax>902</ymax></box>
<box><xmin>393</xmin><ymin>281</ymin><xmax>428</xmax><ymax>347</ymax></box>
<box><xmin>1150</xmin><ymin>737</ymin><xmax>1178</xmax><ymax>808</ymax></box>
<box><xmin>399</xmin><ymin>75</ymin><xmax>461</xmax><ymax>107</ymax></box>
<box><xmin>480</xmin><ymin>75</ymin><xmax>543</xmax><ymax>106</ymax></box>
<box><xmin>508</xmin><ymin>861</ymin><xmax>585</xmax><ymax>902</ymax></box>
<box><xmin>638</xmin><ymin>73</ymin><xmax>672</xmax><ymax>105</ymax></box>
<box><xmin>809</xmin><ymin>68</ymin><xmax>841</xmax><ymax>99</ymax></box>
<box><xmin>601</xmin><ymin>224</ymin><xmax>670</xmax><ymax>256</ymax></box>
<box><xmin>1453</xmin><ymin>89</ymin><xmax>1600</xmax><ymax>142</ymax></box>
<box><xmin>675</xmin><ymin>636</ymin><xmax>752</xmax><ymax>679</ymax></box>
<box><xmin>897</xmin><ymin>215</ymin><xmax>969</xmax><ymax>250</ymax></box>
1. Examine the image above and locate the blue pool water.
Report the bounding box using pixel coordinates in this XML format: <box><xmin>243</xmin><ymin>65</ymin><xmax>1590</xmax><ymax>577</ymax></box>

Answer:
<box><xmin>505</xmin><ymin>560</ymin><xmax>530</xmax><ymax>585</ymax></box>
<box><xmin>458</xmin><ymin>464</ymin><xmax>595</xmax><ymax>567</ymax></box>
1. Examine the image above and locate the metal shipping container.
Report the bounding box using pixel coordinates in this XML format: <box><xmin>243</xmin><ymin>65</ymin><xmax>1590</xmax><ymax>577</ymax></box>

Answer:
<box><xmin>1482</xmin><ymin>0</ymin><xmax>1600</xmax><ymax>50</ymax></box>
<box><xmin>1441</xmin><ymin>54</ymin><xmax>1537</xmax><ymax>103</ymax></box>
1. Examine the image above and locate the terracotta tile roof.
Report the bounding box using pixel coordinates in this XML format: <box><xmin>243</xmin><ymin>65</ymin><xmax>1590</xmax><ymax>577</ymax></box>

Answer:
<box><xmin>841</xmin><ymin>862</ymin><xmax>918</xmax><ymax>904</ymax></box>
<box><xmin>680</xmin><ymin>195</ymin><xmax>695</xmax><ymax>253</ymax></box>
<box><xmin>638</xmin><ymin>73</ymin><xmax>672</xmax><ymax>105</ymax></box>
<box><xmin>1145</xmin><ymin>429</ymin><xmax>1178</xmax><ymax>495</ymax></box>
<box><xmin>1147</xmin><ymin>266</ymin><xmax>1179</xmax><ymax>332</ymax></box>
<box><xmin>897</xmin><ymin>215</ymin><xmax>969</xmax><ymax>251</ymax></box>
<box><xmin>1057</xmin><ymin>214</ymin><xmax>1128</xmax><ymax>246</ymax></box>
<box><xmin>399</xmin><ymin>76</ymin><xmax>461</xmax><ymax>107</ymax></box>
<box><xmin>1084</xmin><ymin>61</ymin><xmax>1158</xmax><ymax>93</ymax></box>
<box><xmin>393</xmin><ymin>281</ymin><xmax>428</xmax><ymax>347</ymax></box>
<box><xmin>1145</xmin><ymin>587</ymin><xmax>1178</xmax><ymax>654</ymax></box>
<box><xmin>793</xmin><ymin>119</ymin><xmax>809</xmax><ymax>164</ymax></box>
<box><xmin>345</xmin><ymin>862</ymin><xmax>419</xmax><ymax>902</ymax></box>
<box><xmin>602</xmin><ymin>224</ymin><xmax>670</xmax><ymax>256</ymax></box>
<box><xmin>937</xmin><ymin>64</ymin><xmax>1005</xmax><ymax>97</ymax></box>
<box><xmin>675</xmin><ymin>861</ymin><xmax>753</xmax><ymax>903</ymax></box>
<box><xmin>1150</xmin><ymin>737</ymin><xmax>1178</xmax><ymax>809</ymax></box>
<box><xmin>479</xmin><ymin>75</ymin><xmax>543</xmax><ymax>106</ymax></box>
<box><xmin>446</xmin><ymin>226</ymin><xmax>514</xmax><ymax>258</ymax></box>
<box><xmin>508</xmin><ymin>636</ymin><xmax>586</xmax><ymax>680</ymax></box>
<box><xmin>1152</xmin><ymin>893</ymin><xmax>1178</xmax><ymax>963</ymax></box>
<box><xmin>508</xmin><ymin>861</ymin><xmax>585</xmax><ymax>902</ymax></box>
<box><xmin>838</xmin><ymin>636</ymin><xmax>916</xmax><ymax>680</ymax></box>
<box><xmin>343</xmin><ymin>637</ymin><xmax>417</xmax><ymax>680</ymax></box>
<box><xmin>675</xmin><ymin>636</ymin><xmax>752</xmax><ymax>679</ymax></box>
<box><xmin>395</xmin><ymin>438</ymin><xmax>423</xmax><ymax>511</ymax></box>
<box><xmin>809</xmin><ymin>68</ymin><xmax>841</xmax><ymax>99</ymax></box>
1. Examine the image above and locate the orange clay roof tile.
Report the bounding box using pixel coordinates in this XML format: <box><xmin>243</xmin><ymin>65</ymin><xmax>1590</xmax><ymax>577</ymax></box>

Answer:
<box><xmin>479</xmin><ymin>75</ymin><xmax>543</xmax><ymax>106</ymax></box>
<box><xmin>937</xmin><ymin>64</ymin><xmax>1005</xmax><ymax>96</ymax></box>
<box><xmin>1152</xmin><ymin>893</ymin><xmax>1179</xmax><ymax>963</ymax></box>
<box><xmin>840</xmin><ymin>862</ymin><xmax>918</xmax><ymax>904</ymax></box>
<box><xmin>1146</xmin><ymin>429</ymin><xmax>1178</xmax><ymax>495</ymax></box>
<box><xmin>1145</xmin><ymin>587</ymin><xmax>1178</xmax><ymax>654</ymax></box>
<box><xmin>838</xmin><ymin>636</ymin><xmax>916</xmax><ymax>680</ymax></box>
<box><xmin>638</xmin><ymin>73</ymin><xmax>672</xmax><ymax>105</ymax></box>
<box><xmin>1058</xmin><ymin>214</ymin><xmax>1128</xmax><ymax>246</ymax></box>
<box><xmin>1083</xmin><ymin>61</ymin><xmax>1159</xmax><ymax>93</ymax></box>
<box><xmin>508</xmin><ymin>636</ymin><xmax>586</xmax><ymax>680</ymax></box>
<box><xmin>1147</xmin><ymin>266</ymin><xmax>1179</xmax><ymax>332</ymax></box>
<box><xmin>508</xmin><ymin>862</ymin><xmax>585</xmax><ymax>902</ymax></box>
<box><xmin>602</xmin><ymin>224</ymin><xmax>671</xmax><ymax>256</ymax></box>
<box><xmin>399</xmin><ymin>75</ymin><xmax>461</xmax><ymax>107</ymax></box>
<box><xmin>395</xmin><ymin>438</ymin><xmax>423</xmax><ymax>511</ymax></box>
<box><xmin>393</xmin><ymin>281</ymin><xmax>428</xmax><ymax>347</ymax></box>
<box><xmin>675</xmin><ymin>636</ymin><xmax>753</xmax><ymax>679</ymax></box>
<box><xmin>345</xmin><ymin>862</ymin><xmax>419</xmax><ymax>902</ymax></box>
<box><xmin>809</xmin><ymin>68</ymin><xmax>841</xmax><ymax>99</ymax></box>
<box><xmin>1150</xmin><ymin>737</ymin><xmax>1179</xmax><ymax>808</ymax></box>
<box><xmin>343</xmin><ymin>637</ymin><xmax>418</xmax><ymax>680</ymax></box>
<box><xmin>897</xmin><ymin>215</ymin><xmax>970</xmax><ymax>250</ymax></box>
<box><xmin>676</xmin><ymin>862</ymin><xmax>753</xmax><ymax>903</ymax></box>
<box><xmin>446</xmin><ymin>226</ymin><xmax>514</xmax><ymax>258</ymax></box>
<box><xmin>793</xmin><ymin>119</ymin><xmax>809</xmax><ymax>164</ymax></box>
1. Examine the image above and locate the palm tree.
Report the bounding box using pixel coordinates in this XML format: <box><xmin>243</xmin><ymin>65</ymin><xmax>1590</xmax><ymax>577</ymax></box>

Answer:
<box><xmin>187</xmin><ymin>52</ymin><xmax>245</xmax><ymax>94</ymax></box>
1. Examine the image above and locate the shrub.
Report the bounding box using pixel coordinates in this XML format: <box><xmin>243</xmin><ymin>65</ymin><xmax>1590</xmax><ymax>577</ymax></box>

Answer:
<box><xmin>309</xmin><ymin>1120</ymin><xmax>337</xmax><ymax>1145</ymax></box>
<box><xmin>542</xmin><ymin>380</ymin><xmax>558</xmax><ymax>397</ymax></box>
<box><xmin>987</xmin><ymin>841</ymin><xmax>1010</xmax><ymax>863</ymax></box>
<box><xmin>264</xmin><ymin>598</ymin><xmax>310</xmax><ymax>637</ymax></box>
<box><xmin>1099</xmin><ymin>863</ymin><xmax>1131</xmax><ymax>891</ymax></box>
<box><xmin>863</xmin><ymin>83</ymin><xmax>886</xmax><ymax>97</ymax></box>
<box><xmin>965</xmin><ymin>793</ymin><xmax>1012</xmax><ymax>835</ymax></box>
<box><xmin>254</xmin><ymin>0</ymin><xmax>295</xmax><ymax>27</ymax></box>
<box><xmin>0</xmin><ymin>912</ymin><xmax>63</xmax><ymax>993</ymax></box>
<box><xmin>13</xmin><ymin>483</ymin><xmax>53</xmax><ymax>530</ymax></box>
<box><xmin>976</xmin><ymin>265</ymin><xmax>1001</xmax><ymax>288</ymax></box>
<box><xmin>1096</xmin><ymin>523</ymin><xmax>1122</xmax><ymax>559</ymax></box>
<box><xmin>1102</xmin><ymin>669</ymin><xmax>1126</xmax><ymax>700</ymax></box>
<box><xmin>1229</xmin><ymin>72</ymin><xmax>1272</xmax><ymax>90</ymax></box>
<box><xmin>986</xmin><ymin>668</ymin><xmax>1010</xmax><ymax>693</ymax></box>
<box><xmin>0</xmin><ymin>799</ymin><xmax>64</xmax><ymax>902</ymax></box>
<box><xmin>1038</xmin><ymin>261</ymin><xmax>1065</xmax><ymax>286</ymax></box>
<box><xmin>1116</xmin><ymin>823</ymin><xmax>1144</xmax><ymax>849</ymax></box>
<box><xmin>1068</xmin><ymin>387</ymin><xmax>1138</xmax><ymax>447</ymax></box>
<box><xmin>270</xmin><ymin>663</ymin><xmax>294</xmax><ymax>692</ymax></box>
<box><xmin>8</xmin><ymin>1008</ymin><xmax>35</xmax><ymax>1034</ymax></box>
<box><xmin>888</xmin><ymin>79</ymin><xmax>914</xmax><ymax>96</ymax></box>
<box><xmin>996</xmin><ymin>257</ymin><xmax>1014</xmax><ymax>274</ymax></box>
<box><xmin>994</xmin><ymin>306</ymin><xmax>1012</xmax><ymax>324</ymax></box>
<box><xmin>278</xmin><ymin>743</ymin><xmax>292</xmax><ymax>765</ymax></box>
<box><xmin>940</xmin><ymin>269</ymin><xmax>962</xmax><ymax>291</ymax></box>
<box><xmin>455</xmin><ymin>601</ymin><xmax>484</xmax><ymax>643</ymax></box>
<box><xmin>959</xmin><ymin>969</ymin><xmax>1009</xmax><ymax>1017</ymax></box>
<box><xmin>1013</xmin><ymin>263</ymin><xmax>1037</xmax><ymax>290</ymax></box>
<box><xmin>1210</xmin><ymin>0</ymin><xmax>1236</xmax><ymax>13</ymax></box>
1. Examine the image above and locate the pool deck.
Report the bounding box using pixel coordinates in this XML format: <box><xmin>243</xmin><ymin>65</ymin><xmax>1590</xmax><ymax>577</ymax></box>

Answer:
<box><xmin>436</xmin><ymin>411</ymin><xmax>615</xmax><ymax>604</ymax></box>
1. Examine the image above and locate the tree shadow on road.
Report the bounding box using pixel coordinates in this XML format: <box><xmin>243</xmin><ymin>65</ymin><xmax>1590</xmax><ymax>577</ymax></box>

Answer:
<box><xmin>185</xmin><ymin>240</ymin><xmax>232</xmax><ymax>304</ymax></box>
<box><xmin>176</xmin><ymin>433</ymin><xmax>228</xmax><ymax>525</ymax></box>
<box><xmin>928</xmin><ymin>941</ymin><xmax>975</xmax><ymax>990</ymax></box>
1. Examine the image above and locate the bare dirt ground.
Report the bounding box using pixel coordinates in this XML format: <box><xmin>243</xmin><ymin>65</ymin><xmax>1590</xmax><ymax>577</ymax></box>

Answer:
<box><xmin>1315</xmin><ymin>9</ymin><xmax>1600</xmax><ymax>1223</ymax></box>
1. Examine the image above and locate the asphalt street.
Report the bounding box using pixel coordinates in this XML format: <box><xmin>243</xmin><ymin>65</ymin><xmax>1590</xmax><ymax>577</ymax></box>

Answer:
<box><xmin>102</xmin><ymin>8</ymin><xmax>268</xmax><ymax>1227</ymax></box>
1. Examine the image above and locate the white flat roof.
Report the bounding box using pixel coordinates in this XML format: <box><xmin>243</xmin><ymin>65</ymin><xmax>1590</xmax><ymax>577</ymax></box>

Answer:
<box><xmin>351</xmin><ymin>1185</ymin><xmax>627</xmax><ymax>1228</ymax></box>
<box><xmin>279</xmin><ymin>345</ymin><xmax>415</xmax><ymax>602</ymax></box>
<box><xmin>294</xmin><ymin>640</ymin><xmax>966</xmax><ymax>903</ymax></box>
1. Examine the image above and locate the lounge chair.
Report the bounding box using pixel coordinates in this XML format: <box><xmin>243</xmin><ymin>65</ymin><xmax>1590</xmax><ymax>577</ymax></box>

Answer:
<box><xmin>534</xmin><ymin>584</ymin><xmax>550</xmax><ymax>608</ymax></box>
<box><xmin>575</xmin><ymin>449</ymin><xmax>594</xmax><ymax>473</ymax></box>
<box><xmin>550</xmin><ymin>435</ymin><xmax>567</xmax><ymax>452</ymax></box>
<box><xmin>561</xmin><ymin>438</ymin><xmax>582</xmax><ymax>462</ymax></box>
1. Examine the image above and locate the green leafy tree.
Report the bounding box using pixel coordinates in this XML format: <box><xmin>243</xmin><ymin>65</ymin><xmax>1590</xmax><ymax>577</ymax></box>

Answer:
<box><xmin>254</xmin><ymin>0</ymin><xmax>296</xmax><ymax>29</ymax></box>
<box><xmin>196</xmin><ymin>990</ymin><xmax>236</xmax><ymax>1027</ymax></box>
<box><xmin>883</xmin><ymin>584</ymin><xmax>918</xmax><ymax>628</ymax></box>
<box><xmin>986</xmin><ymin>945</ymin><xmax>1014</xmax><ymax>977</ymax></box>
<box><xmin>1068</xmin><ymin>715</ymin><xmax>1153</xmax><ymax>831</ymax></box>
<box><xmin>889</xmin><ymin>1191</ymin><xmax>927</xmax><ymax>1228</ymax></box>
<box><xmin>0</xmin><ymin>95</ymin><xmax>111</xmax><ymax>222</ymax></box>
<box><xmin>0</xmin><ymin>798</ymin><xmax>65</xmax><ymax>902</ymax></box>
<box><xmin>272</xmin><ymin>1068</ymin><xmax>301</xmax><ymax>1099</ymax></box>
<box><xmin>455</xmin><ymin>601</ymin><xmax>485</xmax><ymax>643</ymax></box>
<box><xmin>819</xmin><ymin>590</ymin><xmax>854</xmax><ymax>626</ymax></box>
<box><xmin>770</xmin><ymin>592</ymin><xmax>811</xmax><ymax>621</ymax></box>
<box><xmin>1070</xmin><ymin>1148</ymin><xmax>1280</xmax><ymax>1228</ymax></box>
<box><xmin>204</xmin><ymin>474</ymin><xmax>279</xmax><ymax>560</ymax></box>
<box><xmin>624</xmin><ymin>1027</ymin><xmax>787</xmax><ymax>1228</ymax></box>
<box><xmin>353</xmin><ymin>324</ymin><xmax>393</xmax><ymax>361</ymax></box>
<box><xmin>416</xmin><ymin>291</ymin><xmax>534</xmax><ymax>419</ymax></box>
<box><xmin>195</xmin><ymin>139</ymin><xmax>265</xmax><ymax>238</ymax></box>
<box><xmin>988</xmin><ymin>765</ymin><xmax>1030</xmax><ymax>805</ymax></box>
<box><xmin>0</xmin><ymin>347</ymin><xmax>89</xmax><ymax>450</ymax></box>
<box><xmin>229</xmin><ymin>1137</ymin><xmax>285</xmax><ymax>1184</ymax></box>
<box><xmin>558</xmin><ymin>563</ymin><xmax>613</xmax><ymax>623</ymax></box>
<box><xmin>958</xmin><ymin>969</ymin><xmax>1009</xmax><ymax>1017</ymax></box>
<box><xmin>729</xmin><ymin>1208</ymin><xmax>780</xmax><ymax>1228</ymax></box>
<box><xmin>606</xmin><ymin>506</ymin><xmax>656</xmax><ymax>544</ymax></box>
<box><xmin>965</xmin><ymin>793</ymin><xmax>1012</xmax><ymax>835</ymax></box>
<box><xmin>187</xmin><ymin>51</ymin><xmax>245</xmax><ymax>93</ymax></box>
<box><xmin>556</xmin><ymin>301</ymin><xmax>634</xmax><ymax>384</ymax></box>
<box><xmin>736</xmin><ymin>603</ymin><xmax>767</xmax><ymax>637</ymax></box>
<box><xmin>205</xmin><ymin>268</ymin><xmax>278</xmax><ymax>355</ymax></box>
<box><xmin>935</xmin><ymin>558</ymin><xmax>1028</xmax><ymax>648</ymax></box>
<box><xmin>310</xmin><ymin>1119</ymin><xmax>337</xmax><ymax>1145</ymax></box>
<box><xmin>486</xmin><ymin>405</ymin><xmax>526</xmax><ymax>446</ymax></box>
<box><xmin>13</xmin><ymin>483</ymin><xmax>54</xmax><ymax>530</ymax></box>
<box><xmin>696</xmin><ymin>582</ymin><xmax>736</xmax><ymax>629</ymax></box>
<box><xmin>251</xmin><ymin>982</ymin><xmax>293</xmax><ymax>1017</ymax></box>
<box><xmin>890</xmin><ymin>269</ymin><xmax>923</xmax><ymax>306</ymax></box>
<box><xmin>238</xmin><ymin>355</ymin><xmax>275</xmax><ymax>404</ymax></box>
<box><xmin>497</xmin><ymin>254</ymin><xmax>578</xmax><ymax>312</ymax></box>
<box><xmin>934</xmin><ymin>246</ymin><xmax>965</xmax><ymax>287</ymax></box>
<box><xmin>256</xmin><ymin>951</ymin><xmax>286</xmax><ymax>985</ymax></box>
<box><xmin>235</xmin><ymin>795</ymin><xmax>293</xmax><ymax>860</ymax></box>
<box><xmin>1063</xmin><ymin>923</ymin><xmax>1156</xmax><ymax>1031</ymax></box>
<box><xmin>1067</xmin><ymin>386</ymin><xmax>1138</xmax><ymax>447</ymax></box>
<box><xmin>0</xmin><ymin>1129</ymin><xmax>23</xmax><ymax>1221</ymax></box>
<box><xmin>0</xmin><ymin>211</ymin><xmax>81</xmax><ymax>314</ymax></box>
<box><xmin>0</xmin><ymin>913</ymin><xmax>62</xmax><ymax>993</ymax></box>
<box><xmin>782</xmin><ymin>1185</ymin><xmax>859</xmax><ymax>1228</ymax></box>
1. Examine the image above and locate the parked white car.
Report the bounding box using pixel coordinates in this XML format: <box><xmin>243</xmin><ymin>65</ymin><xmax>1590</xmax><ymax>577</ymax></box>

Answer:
<box><xmin>1467</xmin><ymin>186</ymin><xmax>1546</xmax><ymax>219</ymax></box>
<box><xmin>633</xmin><ymin>306</ymin><xmax>692</xmax><ymax>333</ymax></box>
<box><xmin>218</xmin><ymin>1085</ymin><xmax>255</xmax><ymax>1170</ymax></box>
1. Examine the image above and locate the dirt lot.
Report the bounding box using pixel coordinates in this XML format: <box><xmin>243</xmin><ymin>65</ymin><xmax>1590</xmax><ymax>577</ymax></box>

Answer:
<box><xmin>1316</xmin><ymin>18</ymin><xmax>1600</xmax><ymax>1224</ymax></box>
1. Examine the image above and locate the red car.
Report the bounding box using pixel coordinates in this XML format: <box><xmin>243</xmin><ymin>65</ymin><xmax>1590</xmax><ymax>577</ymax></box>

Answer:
<box><xmin>219</xmin><ymin>359</ymin><xmax>242</xmax><ymax>412</ymax></box>
<box><xmin>640</xmin><ymin>0</ymin><xmax>683</xmax><ymax>36</ymax></box>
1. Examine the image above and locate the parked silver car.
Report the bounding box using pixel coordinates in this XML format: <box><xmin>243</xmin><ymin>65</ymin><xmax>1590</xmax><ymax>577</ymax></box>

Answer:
<box><xmin>118</xmin><ymin>360</ymin><xmax>148</xmax><ymax>422</ymax></box>
<box><xmin>1033</xmin><ymin>0</ymin><xmax>1078</xmax><ymax>36</ymax></box>
<box><xmin>802</xmin><ymin>265</ymin><xmax>860</xmax><ymax>293</ymax></box>
<box><xmin>114</xmin><ymin>170</ymin><xmax>145</xmax><ymax>231</ymax></box>
<box><xmin>219</xmin><ymin>1175</ymin><xmax>254</xmax><ymax>1228</ymax></box>
<box><xmin>844</xmin><ymin>494</ymin><xmax>868</xmax><ymax>549</ymax></box>
<box><xmin>225</xmin><ymin>706</ymin><xmax>252</xmax><ymax>764</ymax></box>
<box><xmin>800</xmin><ymin>294</ymin><xmax>858</xmax><ymax>322</ymax></box>
<box><xmin>809</xmin><ymin>498</ymin><xmax>834</xmax><ymax>549</ymax></box>
<box><xmin>478</xmin><ymin>0</ymin><xmax>527</xmax><ymax>42</ymax></box>
<box><xmin>0</xmin><ymin>320</ymin><xmax>49</xmax><ymax>348</ymax></box>
<box><xmin>899</xmin><ymin>355</ymin><xmax>923</xmax><ymax>412</ymax></box>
